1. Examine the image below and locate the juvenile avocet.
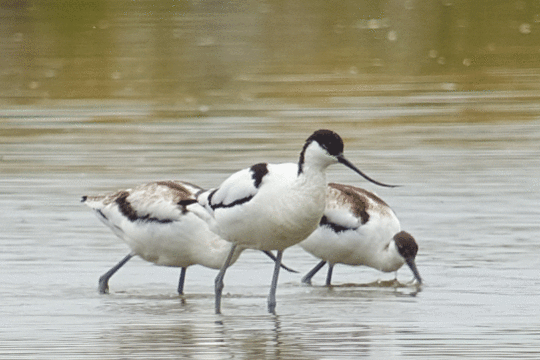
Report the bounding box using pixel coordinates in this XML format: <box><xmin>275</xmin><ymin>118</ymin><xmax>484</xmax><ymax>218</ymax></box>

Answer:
<box><xmin>299</xmin><ymin>183</ymin><xmax>422</xmax><ymax>286</ymax></box>
<box><xmin>82</xmin><ymin>181</ymin><xmax>295</xmax><ymax>295</ymax></box>
<box><xmin>191</xmin><ymin>129</ymin><xmax>396</xmax><ymax>313</ymax></box>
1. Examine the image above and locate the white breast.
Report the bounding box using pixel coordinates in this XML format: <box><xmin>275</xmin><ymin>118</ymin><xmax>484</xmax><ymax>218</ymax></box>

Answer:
<box><xmin>212</xmin><ymin>163</ymin><xmax>326</xmax><ymax>251</ymax></box>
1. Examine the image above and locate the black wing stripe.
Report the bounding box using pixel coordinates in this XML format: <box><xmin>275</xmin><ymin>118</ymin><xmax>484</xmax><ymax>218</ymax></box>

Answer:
<box><xmin>210</xmin><ymin>195</ymin><xmax>254</xmax><ymax>210</ymax></box>
<box><xmin>115</xmin><ymin>192</ymin><xmax>174</xmax><ymax>224</ymax></box>
<box><xmin>319</xmin><ymin>215</ymin><xmax>357</xmax><ymax>233</ymax></box>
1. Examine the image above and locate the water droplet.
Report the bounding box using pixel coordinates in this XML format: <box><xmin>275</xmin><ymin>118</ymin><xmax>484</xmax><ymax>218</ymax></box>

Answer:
<box><xmin>372</xmin><ymin>58</ymin><xmax>383</xmax><ymax>67</ymax></box>
<box><xmin>368</xmin><ymin>19</ymin><xmax>380</xmax><ymax>30</ymax></box>
<box><xmin>429</xmin><ymin>49</ymin><xmax>438</xmax><ymax>59</ymax></box>
<box><xmin>45</xmin><ymin>69</ymin><xmax>56</xmax><ymax>78</ymax></box>
<box><xmin>387</xmin><ymin>30</ymin><xmax>397</xmax><ymax>41</ymax></box>
<box><xmin>29</xmin><ymin>81</ymin><xmax>39</xmax><ymax>90</ymax></box>
<box><xmin>349</xmin><ymin>66</ymin><xmax>358</xmax><ymax>75</ymax></box>
<box><xmin>197</xmin><ymin>36</ymin><xmax>215</xmax><ymax>46</ymax></box>
<box><xmin>519</xmin><ymin>23</ymin><xmax>531</xmax><ymax>34</ymax></box>
<box><xmin>111</xmin><ymin>71</ymin><xmax>121</xmax><ymax>80</ymax></box>
<box><xmin>462</xmin><ymin>58</ymin><xmax>471</xmax><ymax>67</ymax></box>
<box><xmin>437</xmin><ymin>57</ymin><xmax>446</xmax><ymax>65</ymax></box>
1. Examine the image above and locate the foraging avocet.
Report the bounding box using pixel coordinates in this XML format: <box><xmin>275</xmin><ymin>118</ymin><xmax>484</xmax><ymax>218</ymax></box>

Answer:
<box><xmin>299</xmin><ymin>183</ymin><xmax>422</xmax><ymax>286</ymax></box>
<box><xmin>192</xmin><ymin>129</ymin><xmax>396</xmax><ymax>314</ymax></box>
<box><xmin>82</xmin><ymin>181</ymin><xmax>295</xmax><ymax>295</ymax></box>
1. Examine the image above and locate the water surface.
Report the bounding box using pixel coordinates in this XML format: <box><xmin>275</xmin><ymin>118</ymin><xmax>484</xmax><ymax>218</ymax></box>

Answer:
<box><xmin>1</xmin><ymin>100</ymin><xmax>539</xmax><ymax>359</ymax></box>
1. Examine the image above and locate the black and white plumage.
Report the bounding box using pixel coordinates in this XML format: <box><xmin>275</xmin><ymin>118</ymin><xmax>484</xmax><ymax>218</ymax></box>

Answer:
<box><xmin>192</xmin><ymin>129</ymin><xmax>396</xmax><ymax>314</ymax></box>
<box><xmin>82</xmin><ymin>181</ymin><xmax>295</xmax><ymax>295</ymax></box>
<box><xmin>299</xmin><ymin>183</ymin><xmax>422</xmax><ymax>286</ymax></box>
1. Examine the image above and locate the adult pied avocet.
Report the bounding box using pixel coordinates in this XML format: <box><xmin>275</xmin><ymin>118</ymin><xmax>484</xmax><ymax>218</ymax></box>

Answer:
<box><xmin>190</xmin><ymin>129</ymin><xmax>397</xmax><ymax>314</ymax></box>
<box><xmin>82</xmin><ymin>181</ymin><xmax>295</xmax><ymax>295</ymax></box>
<box><xmin>299</xmin><ymin>183</ymin><xmax>422</xmax><ymax>286</ymax></box>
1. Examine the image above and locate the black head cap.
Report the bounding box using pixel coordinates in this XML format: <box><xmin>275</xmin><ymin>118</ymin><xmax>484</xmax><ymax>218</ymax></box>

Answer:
<box><xmin>305</xmin><ymin>129</ymin><xmax>344</xmax><ymax>156</ymax></box>
<box><xmin>394</xmin><ymin>231</ymin><xmax>418</xmax><ymax>259</ymax></box>
<box><xmin>299</xmin><ymin>130</ymin><xmax>344</xmax><ymax>174</ymax></box>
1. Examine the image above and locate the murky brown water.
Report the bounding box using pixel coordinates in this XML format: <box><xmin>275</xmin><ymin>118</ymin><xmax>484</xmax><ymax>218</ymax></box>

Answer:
<box><xmin>1</xmin><ymin>95</ymin><xmax>539</xmax><ymax>359</ymax></box>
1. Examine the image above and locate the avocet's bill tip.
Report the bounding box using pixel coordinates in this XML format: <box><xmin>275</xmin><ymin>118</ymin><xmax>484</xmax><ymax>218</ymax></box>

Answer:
<box><xmin>336</xmin><ymin>155</ymin><xmax>399</xmax><ymax>188</ymax></box>
<box><xmin>406</xmin><ymin>258</ymin><xmax>422</xmax><ymax>284</ymax></box>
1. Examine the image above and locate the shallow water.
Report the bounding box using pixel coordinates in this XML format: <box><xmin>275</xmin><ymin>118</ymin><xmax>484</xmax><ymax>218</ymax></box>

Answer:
<box><xmin>1</xmin><ymin>99</ymin><xmax>540</xmax><ymax>359</ymax></box>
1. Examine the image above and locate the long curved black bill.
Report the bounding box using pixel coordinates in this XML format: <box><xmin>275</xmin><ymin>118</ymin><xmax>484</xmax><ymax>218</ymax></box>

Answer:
<box><xmin>337</xmin><ymin>155</ymin><xmax>399</xmax><ymax>188</ymax></box>
<box><xmin>405</xmin><ymin>258</ymin><xmax>422</xmax><ymax>284</ymax></box>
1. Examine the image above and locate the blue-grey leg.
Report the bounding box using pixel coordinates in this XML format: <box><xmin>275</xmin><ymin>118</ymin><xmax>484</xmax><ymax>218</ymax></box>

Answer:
<box><xmin>267</xmin><ymin>250</ymin><xmax>283</xmax><ymax>314</ymax></box>
<box><xmin>325</xmin><ymin>263</ymin><xmax>334</xmax><ymax>286</ymax></box>
<box><xmin>301</xmin><ymin>260</ymin><xmax>327</xmax><ymax>285</ymax></box>
<box><xmin>99</xmin><ymin>253</ymin><xmax>134</xmax><ymax>294</ymax></box>
<box><xmin>215</xmin><ymin>243</ymin><xmax>238</xmax><ymax>314</ymax></box>
<box><xmin>177</xmin><ymin>267</ymin><xmax>187</xmax><ymax>295</ymax></box>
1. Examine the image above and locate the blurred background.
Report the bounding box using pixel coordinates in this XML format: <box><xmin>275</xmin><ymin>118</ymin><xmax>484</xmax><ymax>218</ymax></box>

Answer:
<box><xmin>1</xmin><ymin>0</ymin><xmax>539</xmax><ymax>108</ymax></box>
